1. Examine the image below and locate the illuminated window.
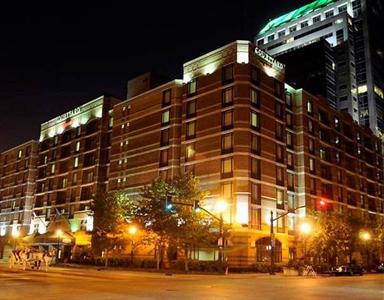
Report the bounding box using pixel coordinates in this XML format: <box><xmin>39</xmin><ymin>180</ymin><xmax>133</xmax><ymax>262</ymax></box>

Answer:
<box><xmin>186</xmin><ymin>121</ymin><xmax>196</xmax><ymax>139</ymax></box>
<box><xmin>222</xmin><ymin>182</ymin><xmax>233</xmax><ymax>202</ymax></box>
<box><xmin>276</xmin><ymin>189</ymin><xmax>284</xmax><ymax>207</ymax></box>
<box><xmin>222</xmin><ymin>87</ymin><xmax>233</xmax><ymax>106</ymax></box>
<box><xmin>286</xmin><ymin>113</ymin><xmax>293</xmax><ymax>128</ymax></box>
<box><xmin>62</xmin><ymin>178</ymin><xmax>68</xmax><ymax>188</ymax></box>
<box><xmin>51</xmin><ymin>164</ymin><xmax>55</xmax><ymax>174</ymax></box>
<box><xmin>250</xmin><ymin>88</ymin><xmax>260</xmax><ymax>107</ymax></box>
<box><xmin>287</xmin><ymin>194</ymin><xmax>295</xmax><ymax>210</ymax></box>
<box><xmin>74</xmin><ymin>156</ymin><xmax>79</xmax><ymax>168</ymax></box>
<box><xmin>72</xmin><ymin>173</ymin><xmax>77</xmax><ymax>184</ymax></box>
<box><xmin>18</xmin><ymin>150</ymin><xmax>22</xmax><ymax>159</ymax></box>
<box><xmin>54</xmin><ymin>136</ymin><xmax>59</xmax><ymax>145</ymax></box>
<box><xmin>309</xmin><ymin>158</ymin><xmax>315</xmax><ymax>173</ymax></box>
<box><xmin>308</xmin><ymin>119</ymin><xmax>314</xmax><ymax>133</ymax></box>
<box><xmin>320</xmin><ymin>148</ymin><xmax>326</xmax><ymax>160</ymax></box>
<box><xmin>307</xmin><ymin>100</ymin><xmax>313</xmax><ymax>115</ymax></box>
<box><xmin>162</xmin><ymin>89</ymin><xmax>171</xmax><ymax>107</ymax></box>
<box><xmin>222</xmin><ymin>133</ymin><xmax>233</xmax><ymax>153</ymax></box>
<box><xmin>109</xmin><ymin>116</ymin><xmax>113</xmax><ymax>128</ymax></box>
<box><xmin>75</xmin><ymin>141</ymin><xmax>80</xmax><ymax>152</ymax></box>
<box><xmin>286</xmin><ymin>132</ymin><xmax>293</xmax><ymax>149</ymax></box>
<box><xmin>286</xmin><ymin>92</ymin><xmax>292</xmax><ymax>108</ymax></box>
<box><xmin>162</xmin><ymin>110</ymin><xmax>170</xmax><ymax>125</ymax></box>
<box><xmin>277</xmin><ymin>213</ymin><xmax>285</xmax><ymax>233</ymax></box>
<box><xmin>250</xmin><ymin>111</ymin><xmax>260</xmax><ymax>129</ymax></box>
<box><xmin>221</xmin><ymin>157</ymin><xmax>233</xmax><ymax>177</ymax></box>
<box><xmin>186</xmin><ymin>100</ymin><xmax>196</xmax><ymax>117</ymax></box>
<box><xmin>187</xmin><ymin>79</ymin><xmax>197</xmax><ymax>96</ymax></box>
<box><xmin>287</xmin><ymin>153</ymin><xmax>294</xmax><ymax>169</ymax></box>
<box><xmin>186</xmin><ymin>143</ymin><xmax>195</xmax><ymax>160</ymax></box>
<box><xmin>276</xmin><ymin>144</ymin><xmax>284</xmax><ymax>163</ymax></box>
<box><xmin>222</xmin><ymin>110</ymin><xmax>233</xmax><ymax>130</ymax></box>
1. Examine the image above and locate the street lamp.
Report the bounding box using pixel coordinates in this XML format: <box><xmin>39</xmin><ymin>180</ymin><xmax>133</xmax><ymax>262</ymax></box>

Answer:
<box><xmin>128</xmin><ymin>225</ymin><xmax>137</xmax><ymax>265</ymax></box>
<box><xmin>215</xmin><ymin>199</ymin><xmax>228</xmax><ymax>263</ymax></box>
<box><xmin>299</xmin><ymin>222</ymin><xmax>312</xmax><ymax>263</ymax></box>
<box><xmin>11</xmin><ymin>231</ymin><xmax>20</xmax><ymax>250</ymax></box>
<box><xmin>359</xmin><ymin>230</ymin><xmax>371</xmax><ymax>268</ymax></box>
<box><xmin>56</xmin><ymin>229</ymin><xmax>63</xmax><ymax>261</ymax></box>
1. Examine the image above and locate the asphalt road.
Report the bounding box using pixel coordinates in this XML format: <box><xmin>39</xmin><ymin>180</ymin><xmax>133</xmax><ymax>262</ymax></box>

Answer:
<box><xmin>0</xmin><ymin>265</ymin><xmax>383</xmax><ymax>300</ymax></box>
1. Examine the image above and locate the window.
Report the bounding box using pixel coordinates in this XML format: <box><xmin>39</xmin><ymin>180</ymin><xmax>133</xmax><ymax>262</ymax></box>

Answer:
<box><xmin>278</xmin><ymin>30</ymin><xmax>285</xmax><ymax>38</ymax></box>
<box><xmin>334</xmin><ymin>117</ymin><xmax>340</xmax><ymax>129</ymax></box>
<box><xmin>288</xmin><ymin>194</ymin><xmax>295</xmax><ymax>210</ymax></box>
<box><xmin>161</xmin><ymin>129</ymin><xmax>169</xmax><ymax>146</ymax></box>
<box><xmin>51</xmin><ymin>164</ymin><xmax>55</xmax><ymax>174</ymax></box>
<box><xmin>222</xmin><ymin>87</ymin><xmax>233</xmax><ymax>106</ymax></box>
<box><xmin>186</xmin><ymin>100</ymin><xmax>196</xmax><ymax>118</ymax></box>
<box><xmin>75</xmin><ymin>141</ymin><xmax>80</xmax><ymax>152</ymax></box>
<box><xmin>222</xmin><ymin>182</ymin><xmax>233</xmax><ymax>202</ymax></box>
<box><xmin>276</xmin><ymin>123</ymin><xmax>284</xmax><ymax>141</ymax></box>
<box><xmin>276</xmin><ymin>167</ymin><xmax>284</xmax><ymax>185</ymax></box>
<box><xmin>250</xmin><ymin>88</ymin><xmax>260</xmax><ymax>107</ymax></box>
<box><xmin>186</xmin><ymin>143</ymin><xmax>195</xmax><ymax>160</ymax></box>
<box><xmin>222</xmin><ymin>64</ymin><xmax>234</xmax><ymax>84</ymax></box>
<box><xmin>251</xmin><ymin>111</ymin><xmax>260</xmax><ymax>129</ymax></box>
<box><xmin>307</xmin><ymin>100</ymin><xmax>313</xmax><ymax>115</ymax></box>
<box><xmin>257</xmin><ymin>39</ymin><xmax>264</xmax><ymax>46</ymax></box>
<box><xmin>221</xmin><ymin>158</ymin><xmax>233</xmax><ymax>177</ymax></box>
<box><xmin>186</xmin><ymin>121</ymin><xmax>196</xmax><ymax>139</ymax></box>
<box><xmin>286</xmin><ymin>92</ymin><xmax>292</xmax><ymax>108</ymax></box>
<box><xmin>72</xmin><ymin>173</ymin><xmax>78</xmax><ymax>184</ymax></box>
<box><xmin>286</xmin><ymin>132</ymin><xmax>293</xmax><ymax>149</ymax></box>
<box><xmin>222</xmin><ymin>110</ymin><xmax>233</xmax><ymax>130</ymax></box>
<box><xmin>285</xmin><ymin>113</ymin><xmax>293</xmax><ymax>129</ymax></box>
<box><xmin>74</xmin><ymin>156</ymin><xmax>79</xmax><ymax>168</ymax></box>
<box><xmin>222</xmin><ymin>133</ymin><xmax>233</xmax><ymax>154</ymax></box>
<box><xmin>287</xmin><ymin>172</ymin><xmax>294</xmax><ymax>191</ymax></box>
<box><xmin>276</xmin><ymin>189</ymin><xmax>284</xmax><ymax>208</ymax></box>
<box><xmin>276</xmin><ymin>145</ymin><xmax>284</xmax><ymax>163</ymax></box>
<box><xmin>250</xmin><ymin>207</ymin><xmax>261</xmax><ymax>230</ymax></box>
<box><xmin>287</xmin><ymin>153</ymin><xmax>294</xmax><ymax>169</ymax></box>
<box><xmin>18</xmin><ymin>150</ymin><xmax>22</xmax><ymax>159</ymax></box>
<box><xmin>301</xmin><ymin>20</ymin><xmax>309</xmax><ymax>28</ymax></box>
<box><xmin>162</xmin><ymin>110</ymin><xmax>170</xmax><ymax>125</ymax></box>
<box><xmin>162</xmin><ymin>89</ymin><xmax>171</xmax><ymax>107</ymax></box>
<box><xmin>277</xmin><ymin>213</ymin><xmax>285</xmax><ymax>233</ymax></box>
<box><xmin>54</xmin><ymin>135</ymin><xmax>59</xmax><ymax>145</ymax></box>
<box><xmin>325</xmin><ymin>9</ymin><xmax>334</xmax><ymax>18</ymax></box>
<box><xmin>62</xmin><ymin>178</ymin><xmax>68</xmax><ymax>188</ymax></box>
<box><xmin>310</xmin><ymin>178</ymin><xmax>316</xmax><ymax>194</ymax></box>
<box><xmin>160</xmin><ymin>150</ymin><xmax>168</xmax><ymax>166</ymax></box>
<box><xmin>267</xmin><ymin>34</ymin><xmax>275</xmax><ymax>42</ymax></box>
<box><xmin>320</xmin><ymin>148</ymin><xmax>326</xmax><ymax>160</ymax></box>
<box><xmin>308</xmin><ymin>119</ymin><xmax>314</xmax><ymax>134</ymax></box>
<box><xmin>313</xmin><ymin>15</ymin><xmax>321</xmax><ymax>23</ymax></box>
<box><xmin>289</xmin><ymin>25</ymin><xmax>297</xmax><ymax>33</ymax></box>
<box><xmin>251</xmin><ymin>158</ymin><xmax>260</xmax><ymax>179</ymax></box>
<box><xmin>274</xmin><ymin>80</ymin><xmax>283</xmax><ymax>98</ymax></box>
<box><xmin>309</xmin><ymin>158</ymin><xmax>315</xmax><ymax>173</ymax></box>
<box><xmin>251</xmin><ymin>134</ymin><xmax>261</xmax><ymax>155</ymax></box>
<box><xmin>251</xmin><ymin>183</ymin><xmax>261</xmax><ymax>205</ymax></box>
<box><xmin>275</xmin><ymin>102</ymin><xmax>283</xmax><ymax>118</ymax></box>
<box><xmin>187</xmin><ymin>79</ymin><xmax>197</xmax><ymax>96</ymax></box>
<box><xmin>250</xmin><ymin>66</ymin><xmax>260</xmax><ymax>85</ymax></box>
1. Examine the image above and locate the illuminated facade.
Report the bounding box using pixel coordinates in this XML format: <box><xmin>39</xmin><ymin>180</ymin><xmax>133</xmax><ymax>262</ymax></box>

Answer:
<box><xmin>0</xmin><ymin>140</ymin><xmax>38</xmax><ymax>259</ymax></box>
<box><xmin>255</xmin><ymin>0</ymin><xmax>384</xmax><ymax>141</ymax></box>
<box><xmin>31</xmin><ymin>95</ymin><xmax>120</xmax><ymax>241</ymax></box>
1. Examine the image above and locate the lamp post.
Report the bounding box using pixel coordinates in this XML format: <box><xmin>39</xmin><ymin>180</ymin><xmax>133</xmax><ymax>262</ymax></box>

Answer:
<box><xmin>299</xmin><ymin>222</ymin><xmax>312</xmax><ymax>264</ymax></box>
<box><xmin>128</xmin><ymin>225</ymin><xmax>137</xmax><ymax>265</ymax></box>
<box><xmin>359</xmin><ymin>231</ymin><xmax>371</xmax><ymax>268</ymax></box>
<box><xmin>56</xmin><ymin>229</ymin><xmax>63</xmax><ymax>262</ymax></box>
<box><xmin>270</xmin><ymin>205</ymin><xmax>306</xmax><ymax>275</ymax></box>
<box><xmin>215</xmin><ymin>199</ymin><xmax>228</xmax><ymax>263</ymax></box>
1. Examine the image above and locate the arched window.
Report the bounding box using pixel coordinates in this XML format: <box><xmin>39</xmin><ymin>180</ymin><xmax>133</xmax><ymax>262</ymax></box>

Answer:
<box><xmin>255</xmin><ymin>237</ymin><xmax>282</xmax><ymax>262</ymax></box>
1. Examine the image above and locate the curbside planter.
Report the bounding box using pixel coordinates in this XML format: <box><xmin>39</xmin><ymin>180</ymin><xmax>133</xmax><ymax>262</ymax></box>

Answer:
<box><xmin>283</xmin><ymin>267</ymin><xmax>299</xmax><ymax>276</ymax></box>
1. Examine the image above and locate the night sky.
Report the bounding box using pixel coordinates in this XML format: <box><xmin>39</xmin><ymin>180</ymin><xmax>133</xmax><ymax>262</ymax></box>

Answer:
<box><xmin>0</xmin><ymin>1</ymin><xmax>309</xmax><ymax>151</ymax></box>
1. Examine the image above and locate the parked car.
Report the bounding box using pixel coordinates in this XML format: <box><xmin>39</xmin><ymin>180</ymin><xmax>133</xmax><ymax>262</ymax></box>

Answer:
<box><xmin>332</xmin><ymin>265</ymin><xmax>364</xmax><ymax>276</ymax></box>
<box><xmin>377</xmin><ymin>262</ymin><xmax>384</xmax><ymax>273</ymax></box>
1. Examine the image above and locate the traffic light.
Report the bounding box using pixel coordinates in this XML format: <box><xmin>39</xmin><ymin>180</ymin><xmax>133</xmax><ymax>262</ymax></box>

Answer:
<box><xmin>165</xmin><ymin>196</ymin><xmax>174</xmax><ymax>211</ymax></box>
<box><xmin>193</xmin><ymin>200</ymin><xmax>200</xmax><ymax>212</ymax></box>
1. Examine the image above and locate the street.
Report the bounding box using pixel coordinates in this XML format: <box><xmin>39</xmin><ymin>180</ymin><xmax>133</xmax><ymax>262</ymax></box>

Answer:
<box><xmin>0</xmin><ymin>265</ymin><xmax>383</xmax><ymax>300</ymax></box>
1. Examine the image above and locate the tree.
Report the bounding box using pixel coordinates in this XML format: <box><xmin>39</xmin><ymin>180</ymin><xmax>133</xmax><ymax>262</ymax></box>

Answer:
<box><xmin>91</xmin><ymin>191</ymin><xmax>130</xmax><ymax>266</ymax></box>
<box><xmin>124</xmin><ymin>174</ymin><xmax>219</xmax><ymax>271</ymax></box>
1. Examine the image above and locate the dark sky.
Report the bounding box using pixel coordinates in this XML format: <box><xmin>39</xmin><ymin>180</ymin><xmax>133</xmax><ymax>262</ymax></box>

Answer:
<box><xmin>0</xmin><ymin>1</ymin><xmax>309</xmax><ymax>151</ymax></box>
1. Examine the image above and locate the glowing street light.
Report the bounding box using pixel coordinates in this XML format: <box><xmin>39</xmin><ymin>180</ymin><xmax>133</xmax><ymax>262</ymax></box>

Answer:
<box><xmin>215</xmin><ymin>199</ymin><xmax>228</xmax><ymax>213</ymax></box>
<box><xmin>299</xmin><ymin>222</ymin><xmax>311</xmax><ymax>235</ymax></box>
<box><xmin>360</xmin><ymin>231</ymin><xmax>371</xmax><ymax>241</ymax></box>
<box><xmin>128</xmin><ymin>225</ymin><xmax>137</xmax><ymax>264</ymax></box>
